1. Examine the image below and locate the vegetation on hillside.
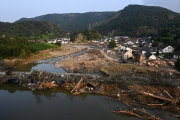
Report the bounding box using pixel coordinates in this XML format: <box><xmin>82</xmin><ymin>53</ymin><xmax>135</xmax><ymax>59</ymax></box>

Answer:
<box><xmin>0</xmin><ymin>35</ymin><xmax>61</xmax><ymax>59</ymax></box>
<box><xmin>0</xmin><ymin>21</ymin><xmax>68</xmax><ymax>39</ymax></box>
<box><xmin>0</xmin><ymin>35</ymin><xmax>36</xmax><ymax>59</ymax></box>
<box><xmin>70</xmin><ymin>30</ymin><xmax>102</xmax><ymax>42</ymax></box>
<box><xmin>15</xmin><ymin>12</ymin><xmax>116</xmax><ymax>32</ymax></box>
<box><xmin>94</xmin><ymin>5</ymin><xmax>180</xmax><ymax>37</ymax></box>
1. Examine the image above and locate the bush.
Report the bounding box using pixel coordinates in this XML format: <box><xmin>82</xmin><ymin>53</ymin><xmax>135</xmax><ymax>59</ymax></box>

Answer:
<box><xmin>55</xmin><ymin>41</ymin><xmax>61</xmax><ymax>47</ymax></box>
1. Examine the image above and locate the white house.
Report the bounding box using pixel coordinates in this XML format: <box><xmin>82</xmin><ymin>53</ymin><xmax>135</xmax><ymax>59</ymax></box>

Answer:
<box><xmin>122</xmin><ymin>50</ymin><xmax>132</xmax><ymax>60</ymax></box>
<box><xmin>145</xmin><ymin>51</ymin><xmax>156</xmax><ymax>60</ymax></box>
<box><xmin>47</xmin><ymin>39</ymin><xmax>55</xmax><ymax>43</ymax></box>
<box><xmin>125</xmin><ymin>47</ymin><xmax>132</xmax><ymax>53</ymax></box>
<box><xmin>61</xmin><ymin>40</ymin><xmax>69</xmax><ymax>44</ymax></box>
<box><xmin>159</xmin><ymin>45</ymin><xmax>174</xmax><ymax>53</ymax></box>
<box><xmin>127</xmin><ymin>41</ymin><xmax>134</xmax><ymax>45</ymax></box>
<box><xmin>140</xmin><ymin>47</ymin><xmax>157</xmax><ymax>55</ymax></box>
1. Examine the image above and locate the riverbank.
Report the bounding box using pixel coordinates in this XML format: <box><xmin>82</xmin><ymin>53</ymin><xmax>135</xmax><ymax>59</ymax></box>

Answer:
<box><xmin>0</xmin><ymin>44</ymin><xmax>92</xmax><ymax>71</ymax></box>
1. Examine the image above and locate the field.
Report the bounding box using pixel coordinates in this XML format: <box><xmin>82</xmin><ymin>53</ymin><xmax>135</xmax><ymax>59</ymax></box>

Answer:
<box><xmin>28</xmin><ymin>43</ymin><xmax>59</xmax><ymax>51</ymax></box>
<box><xmin>161</xmin><ymin>34</ymin><xmax>176</xmax><ymax>40</ymax></box>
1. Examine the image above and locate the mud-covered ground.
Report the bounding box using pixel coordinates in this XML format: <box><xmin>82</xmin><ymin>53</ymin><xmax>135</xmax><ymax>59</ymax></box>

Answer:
<box><xmin>55</xmin><ymin>49</ymin><xmax>117</xmax><ymax>73</ymax></box>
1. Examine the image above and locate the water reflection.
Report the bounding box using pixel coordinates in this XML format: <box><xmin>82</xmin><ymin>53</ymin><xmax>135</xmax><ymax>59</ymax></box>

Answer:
<box><xmin>0</xmin><ymin>83</ymin><xmax>179</xmax><ymax>120</ymax></box>
<box><xmin>0</xmin><ymin>83</ymin><xmax>89</xmax><ymax>103</ymax></box>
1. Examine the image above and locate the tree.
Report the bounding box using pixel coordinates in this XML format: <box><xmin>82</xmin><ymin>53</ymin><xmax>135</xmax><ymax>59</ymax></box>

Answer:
<box><xmin>156</xmin><ymin>50</ymin><xmax>159</xmax><ymax>56</ymax></box>
<box><xmin>109</xmin><ymin>39</ymin><xmax>117</xmax><ymax>48</ymax></box>
<box><xmin>175</xmin><ymin>58</ymin><xmax>180</xmax><ymax>70</ymax></box>
<box><xmin>162</xmin><ymin>28</ymin><xmax>171</xmax><ymax>37</ymax></box>
<box><xmin>152</xmin><ymin>41</ymin><xmax>159</xmax><ymax>47</ymax></box>
<box><xmin>55</xmin><ymin>41</ymin><xmax>61</xmax><ymax>47</ymax></box>
<box><xmin>174</xmin><ymin>32</ymin><xmax>180</xmax><ymax>40</ymax></box>
<box><xmin>19</xmin><ymin>49</ymin><xmax>26</xmax><ymax>59</ymax></box>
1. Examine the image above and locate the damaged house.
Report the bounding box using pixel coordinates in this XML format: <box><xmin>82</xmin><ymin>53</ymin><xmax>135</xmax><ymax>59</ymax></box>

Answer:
<box><xmin>145</xmin><ymin>51</ymin><xmax>156</xmax><ymax>60</ymax></box>
<box><xmin>122</xmin><ymin>50</ymin><xmax>132</xmax><ymax>60</ymax></box>
<box><xmin>133</xmin><ymin>53</ymin><xmax>147</xmax><ymax>63</ymax></box>
<box><xmin>174</xmin><ymin>51</ymin><xmax>180</xmax><ymax>59</ymax></box>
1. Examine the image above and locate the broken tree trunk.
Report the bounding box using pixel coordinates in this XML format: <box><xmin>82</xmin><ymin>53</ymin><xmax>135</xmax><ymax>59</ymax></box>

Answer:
<box><xmin>130</xmin><ymin>87</ymin><xmax>179</xmax><ymax>104</ymax></box>
<box><xmin>71</xmin><ymin>76</ymin><xmax>85</xmax><ymax>92</ymax></box>
<box><xmin>112</xmin><ymin>108</ymin><xmax>162</xmax><ymax>120</ymax></box>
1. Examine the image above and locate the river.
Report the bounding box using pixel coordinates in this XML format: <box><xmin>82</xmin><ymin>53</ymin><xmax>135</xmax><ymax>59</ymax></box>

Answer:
<box><xmin>0</xmin><ymin>45</ymin><xmax>179</xmax><ymax>120</ymax></box>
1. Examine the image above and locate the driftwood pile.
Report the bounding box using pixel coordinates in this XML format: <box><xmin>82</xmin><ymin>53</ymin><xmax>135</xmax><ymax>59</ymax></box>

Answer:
<box><xmin>109</xmin><ymin>85</ymin><xmax>180</xmax><ymax>120</ymax></box>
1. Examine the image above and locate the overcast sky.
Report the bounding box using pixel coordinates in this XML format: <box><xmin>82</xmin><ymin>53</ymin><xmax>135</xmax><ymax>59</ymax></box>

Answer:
<box><xmin>0</xmin><ymin>0</ymin><xmax>180</xmax><ymax>23</ymax></box>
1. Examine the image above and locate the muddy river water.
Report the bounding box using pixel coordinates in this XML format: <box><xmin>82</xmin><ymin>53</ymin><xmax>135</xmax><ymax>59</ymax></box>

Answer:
<box><xmin>0</xmin><ymin>45</ymin><xmax>179</xmax><ymax>120</ymax></box>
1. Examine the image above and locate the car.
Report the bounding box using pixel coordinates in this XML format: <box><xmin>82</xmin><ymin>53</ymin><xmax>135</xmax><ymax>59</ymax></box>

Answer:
<box><xmin>122</xmin><ymin>61</ymin><xmax>127</xmax><ymax>63</ymax></box>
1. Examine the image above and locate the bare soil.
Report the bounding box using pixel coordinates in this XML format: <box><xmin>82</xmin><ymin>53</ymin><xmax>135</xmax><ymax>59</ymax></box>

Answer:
<box><xmin>55</xmin><ymin>49</ymin><xmax>117</xmax><ymax>73</ymax></box>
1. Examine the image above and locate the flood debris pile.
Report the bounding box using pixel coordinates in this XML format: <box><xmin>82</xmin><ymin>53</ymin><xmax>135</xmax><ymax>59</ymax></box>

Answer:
<box><xmin>55</xmin><ymin>49</ymin><xmax>116</xmax><ymax>73</ymax></box>
<box><xmin>0</xmin><ymin>70</ymin><xmax>60</xmax><ymax>90</ymax></box>
<box><xmin>61</xmin><ymin>75</ymin><xmax>95</xmax><ymax>95</ymax></box>
<box><xmin>98</xmin><ymin>64</ymin><xmax>180</xmax><ymax>119</ymax></box>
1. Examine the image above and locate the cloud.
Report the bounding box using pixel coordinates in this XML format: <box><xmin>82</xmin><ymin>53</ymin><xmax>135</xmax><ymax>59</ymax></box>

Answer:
<box><xmin>143</xmin><ymin>0</ymin><xmax>180</xmax><ymax>13</ymax></box>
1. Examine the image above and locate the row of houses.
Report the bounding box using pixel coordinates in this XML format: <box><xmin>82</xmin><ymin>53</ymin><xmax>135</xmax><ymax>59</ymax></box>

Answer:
<box><xmin>28</xmin><ymin>38</ymin><xmax>71</xmax><ymax>44</ymax></box>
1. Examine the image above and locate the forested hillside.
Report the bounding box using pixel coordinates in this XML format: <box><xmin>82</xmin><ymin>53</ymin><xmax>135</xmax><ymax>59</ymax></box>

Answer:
<box><xmin>94</xmin><ymin>5</ymin><xmax>180</xmax><ymax>37</ymax></box>
<box><xmin>70</xmin><ymin>30</ymin><xmax>102</xmax><ymax>42</ymax></box>
<box><xmin>0</xmin><ymin>21</ymin><xmax>68</xmax><ymax>39</ymax></box>
<box><xmin>15</xmin><ymin>12</ymin><xmax>116</xmax><ymax>32</ymax></box>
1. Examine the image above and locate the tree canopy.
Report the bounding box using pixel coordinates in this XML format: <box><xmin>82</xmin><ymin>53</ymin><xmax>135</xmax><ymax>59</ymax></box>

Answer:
<box><xmin>109</xmin><ymin>39</ymin><xmax>117</xmax><ymax>48</ymax></box>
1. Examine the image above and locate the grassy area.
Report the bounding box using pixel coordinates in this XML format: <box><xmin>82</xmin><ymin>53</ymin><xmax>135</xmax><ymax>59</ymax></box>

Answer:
<box><xmin>161</xmin><ymin>34</ymin><xmax>176</xmax><ymax>40</ymax></box>
<box><xmin>28</xmin><ymin>43</ymin><xmax>59</xmax><ymax>51</ymax></box>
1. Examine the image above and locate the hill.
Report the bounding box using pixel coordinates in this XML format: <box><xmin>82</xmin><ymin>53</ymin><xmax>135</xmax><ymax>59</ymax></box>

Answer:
<box><xmin>0</xmin><ymin>21</ymin><xmax>68</xmax><ymax>39</ymax></box>
<box><xmin>70</xmin><ymin>30</ymin><xmax>102</xmax><ymax>42</ymax></box>
<box><xmin>15</xmin><ymin>12</ymin><xmax>116</xmax><ymax>32</ymax></box>
<box><xmin>94</xmin><ymin>5</ymin><xmax>180</xmax><ymax>37</ymax></box>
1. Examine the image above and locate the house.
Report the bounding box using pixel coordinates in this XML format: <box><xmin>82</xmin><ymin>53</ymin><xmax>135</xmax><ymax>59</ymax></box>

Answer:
<box><xmin>61</xmin><ymin>40</ymin><xmax>69</xmax><ymax>44</ymax></box>
<box><xmin>47</xmin><ymin>39</ymin><xmax>55</xmax><ymax>43</ymax></box>
<box><xmin>140</xmin><ymin>47</ymin><xmax>157</xmax><ymax>55</ymax></box>
<box><xmin>145</xmin><ymin>51</ymin><xmax>156</xmax><ymax>60</ymax></box>
<box><xmin>159</xmin><ymin>45</ymin><xmax>174</xmax><ymax>53</ymax></box>
<box><xmin>122</xmin><ymin>50</ymin><xmax>132</xmax><ymax>60</ymax></box>
<box><xmin>37</xmin><ymin>40</ymin><xmax>44</xmax><ymax>43</ymax></box>
<box><xmin>133</xmin><ymin>53</ymin><xmax>147</xmax><ymax>63</ymax></box>
<box><xmin>174</xmin><ymin>51</ymin><xmax>180</xmax><ymax>59</ymax></box>
<box><xmin>28</xmin><ymin>40</ymin><xmax>35</xmax><ymax>42</ymax></box>
<box><xmin>125</xmin><ymin>47</ymin><xmax>132</xmax><ymax>53</ymax></box>
<box><xmin>127</xmin><ymin>41</ymin><xmax>134</xmax><ymax>45</ymax></box>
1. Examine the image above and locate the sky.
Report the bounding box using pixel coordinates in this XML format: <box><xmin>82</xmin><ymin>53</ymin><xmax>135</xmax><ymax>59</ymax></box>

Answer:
<box><xmin>0</xmin><ymin>0</ymin><xmax>180</xmax><ymax>23</ymax></box>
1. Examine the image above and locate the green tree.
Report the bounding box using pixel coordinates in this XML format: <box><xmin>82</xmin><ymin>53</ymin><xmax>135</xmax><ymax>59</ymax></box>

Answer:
<box><xmin>109</xmin><ymin>39</ymin><xmax>117</xmax><ymax>48</ymax></box>
<box><xmin>175</xmin><ymin>58</ymin><xmax>180</xmax><ymax>70</ymax></box>
<box><xmin>162</xmin><ymin>28</ymin><xmax>171</xmax><ymax>37</ymax></box>
<box><xmin>156</xmin><ymin>50</ymin><xmax>159</xmax><ymax>56</ymax></box>
<box><xmin>174</xmin><ymin>32</ymin><xmax>180</xmax><ymax>40</ymax></box>
<box><xmin>55</xmin><ymin>41</ymin><xmax>61</xmax><ymax>47</ymax></box>
<box><xmin>19</xmin><ymin>49</ymin><xmax>26</xmax><ymax>59</ymax></box>
<box><xmin>152</xmin><ymin>41</ymin><xmax>159</xmax><ymax>47</ymax></box>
